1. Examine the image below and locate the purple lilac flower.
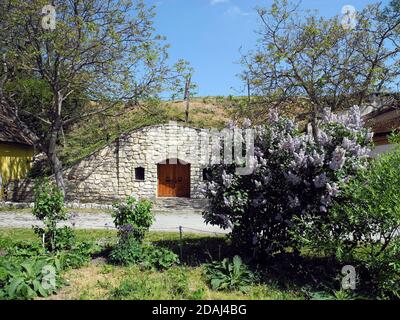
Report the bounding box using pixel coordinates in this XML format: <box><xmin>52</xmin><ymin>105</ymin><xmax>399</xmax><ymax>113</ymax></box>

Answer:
<box><xmin>284</xmin><ymin>171</ymin><xmax>302</xmax><ymax>185</ymax></box>
<box><xmin>288</xmin><ymin>195</ymin><xmax>300</xmax><ymax>208</ymax></box>
<box><xmin>313</xmin><ymin>173</ymin><xmax>328</xmax><ymax>188</ymax></box>
<box><xmin>329</xmin><ymin>147</ymin><xmax>346</xmax><ymax>171</ymax></box>
<box><xmin>269</xmin><ymin>109</ymin><xmax>279</xmax><ymax>124</ymax></box>
<box><xmin>242</xmin><ymin>118</ymin><xmax>252</xmax><ymax>128</ymax></box>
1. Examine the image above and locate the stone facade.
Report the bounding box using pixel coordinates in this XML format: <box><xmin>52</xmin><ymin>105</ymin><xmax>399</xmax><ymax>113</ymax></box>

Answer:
<box><xmin>6</xmin><ymin>123</ymin><xmax>216</xmax><ymax>203</ymax></box>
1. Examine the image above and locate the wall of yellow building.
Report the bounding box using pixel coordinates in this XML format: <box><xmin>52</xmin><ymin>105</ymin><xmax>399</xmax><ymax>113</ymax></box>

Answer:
<box><xmin>0</xmin><ymin>142</ymin><xmax>34</xmax><ymax>199</ymax></box>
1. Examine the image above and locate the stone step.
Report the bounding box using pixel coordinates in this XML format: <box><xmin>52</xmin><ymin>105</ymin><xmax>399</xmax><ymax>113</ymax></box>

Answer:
<box><xmin>152</xmin><ymin>198</ymin><xmax>208</xmax><ymax>213</ymax></box>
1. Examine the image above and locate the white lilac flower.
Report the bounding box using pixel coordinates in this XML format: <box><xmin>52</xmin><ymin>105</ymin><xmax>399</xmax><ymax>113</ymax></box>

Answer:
<box><xmin>221</xmin><ymin>170</ymin><xmax>234</xmax><ymax>188</ymax></box>
<box><xmin>293</xmin><ymin>149</ymin><xmax>307</xmax><ymax>168</ymax></box>
<box><xmin>326</xmin><ymin>182</ymin><xmax>340</xmax><ymax>197</ymax></box>
<box><xmin>263</xmin><ymin>174</ymin><xmax>271</xmax><ymax>185</ymax></box>
<box><xmin>285</xmin><ymin>119</ymin><xmax>296</xmax><ymax>132</ymax></box>
<box><xmin>329</xmin><ymin>147</ymin><xmax>346</xmax><ymax>171</ymax></box>
<box><xmin>223</xmin><ymin>196</ymin><xmax>230</xmax><ymax>207</ymax></box>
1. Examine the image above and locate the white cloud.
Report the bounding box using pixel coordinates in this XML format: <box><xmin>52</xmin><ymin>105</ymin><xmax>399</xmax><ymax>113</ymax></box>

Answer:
<box><xmin>210</xmin><ymin>0</ymin><xmax>229</xmax><ymax>5</ymax></box>
<box><xmin>225</xmin><ymin>5</ymin><xmax>249</xmax><ymax>16</ymax></box>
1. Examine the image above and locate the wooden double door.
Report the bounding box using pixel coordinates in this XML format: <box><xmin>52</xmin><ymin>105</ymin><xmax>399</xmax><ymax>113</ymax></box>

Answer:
<box><xmin>158</xmin><ymin>161</ymin><xmax>190</xmax><ymax>197</ymax></box>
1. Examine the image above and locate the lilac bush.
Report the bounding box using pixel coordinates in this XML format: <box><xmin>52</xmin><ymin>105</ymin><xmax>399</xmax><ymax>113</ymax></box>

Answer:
<box><xmin>202</xmin><ymin>106</ymin><xmax>373</xmax><ymax>256</ymax></box>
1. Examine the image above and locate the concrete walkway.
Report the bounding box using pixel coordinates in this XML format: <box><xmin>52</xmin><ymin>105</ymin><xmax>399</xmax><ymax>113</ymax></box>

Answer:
<box><xmin>0</xmin><ymin>211</ymin><xmax>228</xmax><ymax>234</ymax></box>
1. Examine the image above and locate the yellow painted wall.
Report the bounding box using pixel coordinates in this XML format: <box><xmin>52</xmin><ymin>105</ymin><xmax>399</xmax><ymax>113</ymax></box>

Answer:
<box><xmin>0</xmin><ymin>142</ymin><xmax>34</xmax><ymax>198</ymax></box>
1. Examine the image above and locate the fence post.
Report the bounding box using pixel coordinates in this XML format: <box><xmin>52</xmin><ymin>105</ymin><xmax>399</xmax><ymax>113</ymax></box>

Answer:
<box><xmin>179</xmin><ymin>226</ymin><xmax>183</xmax><ymax>261</ymax></box>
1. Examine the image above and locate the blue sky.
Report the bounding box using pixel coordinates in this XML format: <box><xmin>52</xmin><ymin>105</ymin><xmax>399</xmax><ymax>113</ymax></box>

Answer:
<box><xmin>147</xmin><ymin>0</ymin><xmax>391</xmax><ymax>97</ymax></box>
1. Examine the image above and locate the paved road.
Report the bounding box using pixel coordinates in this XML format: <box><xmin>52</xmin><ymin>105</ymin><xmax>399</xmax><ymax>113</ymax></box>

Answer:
<box><xmin>0</xmin><ymin>211</ymin><xmax>228</xmax><ymax>234</ymax></box>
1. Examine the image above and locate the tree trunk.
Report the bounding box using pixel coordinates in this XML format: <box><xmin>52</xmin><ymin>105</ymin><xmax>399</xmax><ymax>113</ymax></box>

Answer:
<box><xmin>47</xmin><ymin>93</ymin><xmax>66</xmax><ymax>196</ymax></box>
<box><xmin>311</xmin><ymin>104</ymin><xmax>320</xmax><ymax>143</ymax></box>
<box><xmin>47</xmin><ymin>126</ymin><xmax>66</xmax><ymax>196</ymax></box>
<box><xmin>184</xmin><ymin>76</ymin><xmax>191</xmax><ymax>123</ymax></box>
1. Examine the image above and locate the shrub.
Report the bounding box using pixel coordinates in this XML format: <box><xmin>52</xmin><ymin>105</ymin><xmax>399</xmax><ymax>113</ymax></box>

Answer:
<box><xmin>109</xmin><ymin>238</ymin><xmax>179</xmax><ymax>271</ymax></box>
<box><xmin>141</xmin><ymin>245</ymin><xmax>179</xmax><ymax>271</ymax></box>
<box><xmin>57</xmin><ymin>242</ymin><xmax>99</xmax><ymax>270</ymax></box>
<box><xmin>112</xmin><ymin>196</ymin><xmax>153</xmax><ymax>243</ymax></box>
<box><xmin>33</xmin><ymin>226</ymin><xmax>76</xmax><ymax>252</ymax></box>
<box><xmin>300</xmin><ymin>145</ymin><xmax>400</xmax><ymax>298</ymax></box>
<box><xmin>6</xmin><ymin>242</ymin><xmax>45</xmax><ymax>258</ymax></box>
<box><xmin>32</xmin><ymin>178</ymin><xmax>74</xmax><ymax>252</ymax></box>
<box><xmin>202</xmin><ymin>106</ymin><xmax>372</xmax><ymax>257</ymax></box>
<box><xmin>203</xmin><ymin>255</ymin><xmax>257</xmax><ymax>292</ymax></box>
<box><xmin>109</xmin><ymin>237</ymin><xmax>144</xmax><ymax>265</ymax></box>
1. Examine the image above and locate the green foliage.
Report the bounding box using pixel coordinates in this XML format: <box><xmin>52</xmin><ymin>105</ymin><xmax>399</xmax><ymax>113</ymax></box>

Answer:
<box><xmin>109</xmin><ymin>237</ymin><xmax>144</xmax><ymax>266</ymax></box>
<box><xmin>112</xmin><ymin>196</ymin><xmax>154</xmax><ymax>243</ymax></box>
<box><xmin>33</xmin><ymin>226</ymin><xmax>76</xmax><ymax>252</ymax></box>
<box><xmin>203</xmin><ymin>256</ymin><xmax>257</xmax><ymax>292</ymax></box>
<box><xmin>5</xmin><ymin>242</ymin><xmax>45</xmax><ymax>258</ymax></box>
<box><xmin>301</xmin><ymin>146</ymin><xmax>400</xmax><ymax>298</ymax></box>
<box><xmin>56</xmin><ymin>242</ymin><xmax>99</xmax><ymax>270</ymax></box>
<box><xmin>32</xmin><ymin>178</ymin><xmax>74</xmax><ymax>252</ymax></box>
<box><xmin>165</xmin><ymin>267</ymin><xmax>190</xmax><ymax>297</ymax></box>
<box><xmin>141</xmin><ymin>245</ymin><xmax>179</xmax><ymax>271</ymax></box>
<box><xmin>0</xmin><ymin>257</ymin><xmax>62</xmax><ymax>300</ymax></box>
<box><xmin>33</xmin><ymin>178</ymin><xmax>67</xmax><ymax>224</ymax></box>
<box><xmin>109</xmin><ymin>236</ymin><xmax>179</xmax><ymax>271</ymax></box>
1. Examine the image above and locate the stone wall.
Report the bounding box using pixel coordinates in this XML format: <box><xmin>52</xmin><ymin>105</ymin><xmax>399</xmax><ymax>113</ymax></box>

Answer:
<box><xmin>5</xmin><ymin>123</ymin><xmax>216</xmax><ymax>203</ymax></box>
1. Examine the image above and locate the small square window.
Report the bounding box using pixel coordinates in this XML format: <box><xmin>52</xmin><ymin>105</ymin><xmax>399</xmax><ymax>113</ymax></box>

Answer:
<box><xmin>135</xmin><ymin>167</ymin><xmax>145</xmax><ymax>181</ymax></box>
<box><xmin>202</xmin><ymin>168</ymin><xmax>212</xmax><ymax>181</ymax></box>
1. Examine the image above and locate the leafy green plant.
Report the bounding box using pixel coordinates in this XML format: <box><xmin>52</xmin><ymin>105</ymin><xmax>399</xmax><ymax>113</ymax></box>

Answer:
<box><xmin>57</xmin><ymin>242</ymin><xmax>98</xmax><ymax>270</ymax></box>
<box><xmin>32</xmin><ymin>178</ymin><xmax>73</xmax><ymax>252</ymax></box>
<box><xmin>203</xmin><ymin>255</ymin><xmax>257</xmax><ymax>292</ymax></box>
<box><xmin>109</xmin><ymin>238</ymin><xmax>178</xmax><ymax>271</ymax></box>
<box><xmin>6</xmin><ymin>242</ymin><xmax>45</xmax><ymax>258</ymax></box>
<box><xmin>0</xmin><ymin>257</ymin><xmax>62</xmax><ymax>300</ymax></box>
<box><xmin>112</xmin><ymin>196</ymin><xmax>153</xmax><ymax>243</ymax></box>
<box><xmin>109</xmin><ymin>237</ymin><xmax>143</xmax><ymax>265</ymax></box>
<box><xmin>141</xmin><ymin>245</ymin><xmax>179</xmax><ymax>271</ymax></box>
<box><xmin>299</xmin><ymin>145</ymin><xmax>400</xmax><ymax>299</ymax></box>
<box><xmin>33</xmin><ymin>226</ymin><xmax>76</xmax><ymax>252</ymax></box>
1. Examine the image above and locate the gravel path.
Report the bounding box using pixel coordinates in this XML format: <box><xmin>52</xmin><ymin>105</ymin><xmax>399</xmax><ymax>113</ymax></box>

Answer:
<box><xmin>0</xmin><ymin>211</ymin><xmax>228</xmax><ymax>234</ymax></box>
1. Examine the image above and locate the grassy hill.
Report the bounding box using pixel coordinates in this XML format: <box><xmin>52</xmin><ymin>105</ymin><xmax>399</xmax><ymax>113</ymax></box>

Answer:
<box><xmin>59</xmin><ymin>97</ymin><xmax>240</xmax><ymax>167</ymax></box>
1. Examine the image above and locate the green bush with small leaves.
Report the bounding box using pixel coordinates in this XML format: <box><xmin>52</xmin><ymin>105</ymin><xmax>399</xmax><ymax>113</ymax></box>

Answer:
<box><xmin>32</xmin><ymin>178</ymin><xmax>74</xmax><ymax>252</ymax></box>
<box><xmin>112</xmin><ymin>196</ymin><xmax>153</xmax><ymax>243</ymax></box>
